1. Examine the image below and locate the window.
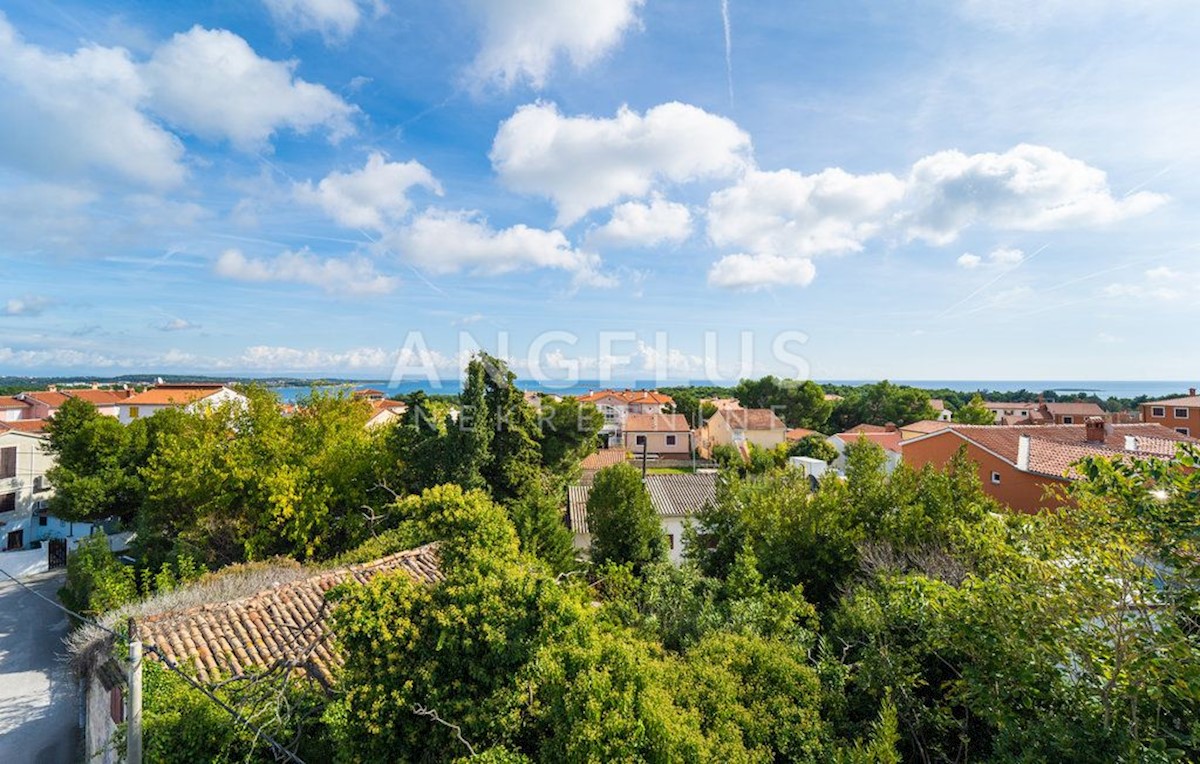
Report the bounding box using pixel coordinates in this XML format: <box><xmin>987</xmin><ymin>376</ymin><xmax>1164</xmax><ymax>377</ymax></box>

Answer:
<box><xmin>1175</xmin><ymin>408</ymin><xmax>1190</xmax><ymax>419</ymax></box>
<box><xmin>665</xmin><ymin>434</ymin><xmax>677</xmax><ymax>446</ymax></box>
<box><xmin>667</xmin><ymin>534</ymin><xmax>675</xmax><ymax>550</ymax></box>
<box><xmin>38</xmin><ymin>515</ymin><xmax>47</xmax><ymax>527</ymax></box>
<box><xmin>0</xmin><ymin>446</ymin><xmax>15</xmax><ymax>479</ymax></box>
<box><xmin>1062</xmin><ymin>416</ymin><xmax>1073</xmax><ymax>424</ymax></box>
<box><xmin>1176</xmin><ymin>428</ymin><xmax>1190</xmax><ymax>436</ymax></box>
<box><xmin>1151</xmin><ymin>406</ymin><xmax>1165</xmax><ymax>418</ymax></box>
<box><xmin>634</xmin><ymin>435</ymin><xmax>647</xmax><ymax>446</ymax></box>
<box><xmin>128</xmin><ymin>406</ymin><xmax>140</xmax><ymax>419</ymax></box>
<box><xmin>0</xmin><ymin>492</ymin><xmax>14</xmax><ymax>513</ymax></box>
<box><xmin>991</xmin><ymin>471</ymin><xmax>1001</xmax><ymax>485</ymax></box>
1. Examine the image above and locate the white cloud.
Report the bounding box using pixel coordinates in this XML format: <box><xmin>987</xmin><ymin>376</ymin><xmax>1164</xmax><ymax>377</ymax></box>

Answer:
<box><xmin>1146</xmin><ymin>266</ymin><xmax>1177</xmax><ymax>280</ymax></box>
<box><xmin>386</xmin><ymin>208</ymin><xmax>605</xmax><ymax>280</ymax></box>
<box><xmin>262</xmin><ymin>0</ymin><xmax>383</xmax><ymax>43</ymax></box>
<box><xmin>491</xmin><ymin>101</ymin><xmax>751</xmax><ymax>225</ymax></box>
<box><xmin>158</xmin><ymin>317</ymin><xmax>199</xmax><ymax>332</ymax></box>
<box><xmin>239</xmin><ymin>344</ymin><xmax>455</xmax><ymax>372</ymax></box>
<box><xmin>3</xmin><ymin>295</ymin><xmax>54</xmax><ymax>316</ymax></box>
<box><xmin>466</xmin><ymin>0</ymin><xmax>644</xmax><ymax>89</ymax></box>
<box><xmin>903</xmin><ymin>144</ymin><xmax>1166</xmax><ymax>244</ymax></box>
<box><xmin>0</xmin><ymin>347</ymin><xmax>128</xmax><ymax>369</ymax></box>
<box><xmin>144</xmin><ymin>26</ymin><xmax>357</xmax><ymax>149</ymax></box>
<box><xmin>215</xmin><ymin>248</ymin><xmax>397</xmax><ymax>295</ymax></box>
<box><xmin>0</xmin><ymin>15</ymin><xmax>185</xmax><ymax>187</ymax></box>
<box><xmin>296</xmin><ymin>152</ymin><xmax>441</xmax><ymax>231</ymax></box>
<box><xmin>588</xmin><ymin>196</ymin><xmax>692</xmax><ymax>248</ymax></box>
<box><xmin>707</xmin><ymin>253</ymin><xmax>816</xmax><ymax>291</ymax></box>
<box><xmin>707</xmin><ymin>167</ymin><xmax>905</xmax><ymax>258</ymax></box>
<box><xmin>704</xmin><ymin>144</ymin><xmax>1164</xmax><ymax>289</ymax></box>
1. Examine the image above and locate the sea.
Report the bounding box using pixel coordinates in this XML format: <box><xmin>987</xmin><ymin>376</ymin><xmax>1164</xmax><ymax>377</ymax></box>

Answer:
<box><xmin>272</xmin><ymin>379</ymin><xmax>1196</xmax><ymax>403</ymax></box>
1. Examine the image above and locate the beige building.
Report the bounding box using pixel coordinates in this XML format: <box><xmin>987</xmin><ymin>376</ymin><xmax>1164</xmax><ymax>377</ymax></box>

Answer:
<box><xmin>622</xmin><ymin>413</ymin><xmax>692</xmax><ymax>459</ymax></box>
<box><xmin>704</xmin><ymin>408</ymin><xmax>787</xmax><ymax>453</ymax></box>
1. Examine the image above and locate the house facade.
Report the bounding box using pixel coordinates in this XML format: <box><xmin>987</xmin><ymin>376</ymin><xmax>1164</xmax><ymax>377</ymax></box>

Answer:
<box><xmin>1141</xmin><ymin>389</ymin><xmax>1199</xmax><ymax>436</ymax></box>
<box><xmin>0</xmin><ymin>429</ymin><xmax>55</xmax><ymax>550</ymax></box>
<box><xmin>830</xmin><ymin>429</ymin><xmax>903</xmax><ymax>474</ymax></box>
<box><xmin>902</xmin><ymin>420</ymin><xmax>1198</xmax><ymax>513</ymax></box>
<box><xmin>578</xmin><ymin>389</ymin><xmax>674</xmax><ymax>447</ymax></box>
<box><xmin>116</xmin><ymin>384</ymin><xmax>247</xmax><ymax>424</ymax></box>
<box><xmin>621</xmin><ymin>413</ymin><xmax>692</xmax><ymax>459</ymax></box>
<box><xmin>704</xmin><ymin>408</ymin><xmax>787</xmax><ymax>453</ymax></box>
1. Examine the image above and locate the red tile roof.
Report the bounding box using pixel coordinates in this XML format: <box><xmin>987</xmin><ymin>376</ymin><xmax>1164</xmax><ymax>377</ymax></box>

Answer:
<box><xmin>623</xmin><ymin>413</ymin><xmax>690</xmax><ymax>433</ymax></box>
<box><xmin>577</xmin><ymin>389</ymin><xmax>674</xmax><ymax>406</ymax></box>
<box><xmin>1043</xmin><ymin>402</ymin><xmax>1105</xmax><ymax>417</ymax></box>
<box><xmin>0</xmin><ymin>396</ymin><xmax>30</xmax><ymax>410</ymax></box>
<box><xmin>580</xmin><ymin>449</ymin><xmax>629</xmax><ymax>471</ymax></box>
<box><xmin>123</xmin><ymin>385</ymin><xmax>225</xmax><ymax>406</ymax></box>
<box><xmin>1146</xmin><ymin>396</ymin><xmax>1200</xmax><ymax>408</ymax></box>
<box><xmin>785</xmin><ymin>427</ymin><xmax>820</xmax><ymax>441</ymax></box>
<box><xmin>65</xmin><ymin>389</ymin><xmax>132</xmax><ymax>405</ymax></box>
<box><xmin>137</xmin><ymin>545</ymin><xmax>442</xmax><ymax>685</ymax></box>
<box><xmin>904</xmin><ymin>423</ymin><xmax>1198</xmax><ymax>480</ymax></box>
<box><xmin>720</xmin><ymin>408</ymin><xmax>786</xmax><ymax>431</ymax></box>
<box><xmin>844</xmin><ymin>423</ymin><xmax>887</xmax><ymax>433</ymax></box>
<box><xmin>0</xmin><ymin>419</ymin><xmax>48</xmax><ymax>434</ymax></box>
<box><xmin>899</xmin><ymin>419</ymin><xmax>951</xmax><ymax>436</ymax></box>
<box><xmin>21</xmin><ymin>391</ymin><xmax>70</xmax><ymax>408</ymax></box>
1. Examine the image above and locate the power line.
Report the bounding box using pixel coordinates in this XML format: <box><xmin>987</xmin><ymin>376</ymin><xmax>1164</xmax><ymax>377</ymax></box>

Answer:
<box><xmin>0</xmin><ymin>567</ymin><xmax>307</xmax><ymax>764</ymax></box>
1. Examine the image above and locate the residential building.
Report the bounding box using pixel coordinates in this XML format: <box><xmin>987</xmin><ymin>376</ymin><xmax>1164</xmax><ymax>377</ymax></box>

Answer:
<box><xmin>929</xmin><ymin>399</ymin><xmax>953</xmax><ymax>421</ymax></box>
<box><xmin>579</xmin><ymin>448</ymin><xmax>630</xmax><ymax>485</ymax></box>
<box><xmin>365</xmin><ymin>398</ymin><xmax>408</xmax><ymax>428</ymax></box>
<box><xmin>842</xmin><ymin>423</ymin><xmax>888</xmax><ymax>434</ymax></box>
<box><xmin>566</xmin><ymin>472</ymin><xmax>716</xmax><ymax>564</ymax></box>
<box><xmin>71</xmin><ymin>544</ymin><xmax>442</xmax><ymax>764</ymax></box>
<box><xmin>578</xmin><ymin>389</ymin><xmax>674</xmax><ymax>446</ymax></box>
<box><xmin>902</xmin><ymin>419</ymin><xmax>1198</xmax><ymax>513</ymax></box>
<box><xmin>1141</xmin><ymin>388</ymin><xmax>1200</xmax><ymax>436</ymax></box>
<box><xmin>1039</xmin><ymin>401</ymin><xmax>1106</xmax><ymax>424</ymax></box>
<box><xmin>982</xmin><ymin>401</ymin><xmax>1038</xmax><ymax>424</ymax></box>
<box><xmin>14</xmin><ymin>389</ymin><xmax>70</xmax><ymax>419</ymax></box>
<box><xmin>0</xmin><ymin>396</ymin><xmax>32</xmax><ymax>422</ymax></box>
<box><xmin>63</xmin><ymin>388</ymin><xmax>133</xmax><ymax>417</ymax></box>
<box><xmin>785</xmin><ymin>427</ymin><xmax>820</xmax><ymax>442</ymax></box>
<box><xmin>703</xmin><ymin>408</ymin><xmax>787</xmax><ymax>454</ymax></box>
<box><xmin>116</xmin><ymin>384</ymin><xmax>247</xmax><ymax>424</ymax></box>
<box><xmin>622</xmin><ymin>413</ymin><xmax>692</xmax><ymax>459</ymax></box>
<box><xmin>829</xmin><ymin>428</ymin><xmax>904</xmax><ymax>474</ymax></box>
<box><xmin>0</xmin><ymin>427</ymin><xmax>55</xmax><ymax>551</ymax></box>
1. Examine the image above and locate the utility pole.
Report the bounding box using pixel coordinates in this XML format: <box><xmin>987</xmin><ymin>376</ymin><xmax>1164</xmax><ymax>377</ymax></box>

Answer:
<box><xmin>641</xmin><ymin>440</ymin><xmax>648</xmax><ymax>480</ymax></box>
<box><xmin>127</xmin><ymin>617</ymin><xmax>143</xmax><ymax>764</ymax></box>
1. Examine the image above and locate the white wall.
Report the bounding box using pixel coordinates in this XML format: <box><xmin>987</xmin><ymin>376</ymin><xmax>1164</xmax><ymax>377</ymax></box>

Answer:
<box><xmin>571</xmin><ymin>516</ymin><xmax>696</xmax><ymax>564</ymax></box>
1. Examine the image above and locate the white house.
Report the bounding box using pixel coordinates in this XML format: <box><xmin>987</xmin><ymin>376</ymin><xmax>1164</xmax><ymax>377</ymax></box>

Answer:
<box><xmin>116</xmin><ymin>384</ymin><xmax>247</xmax><ymax>424</ymax></box>
<box><xmin>0</xmin><ymin>427</ymin><xmax>56</xmax><ymax>551</ymax></box>
<box><xmin>829</xmin><ymin>429</ymin><xmax>903</xmax><ymax>475</ymax></box>
<box><xmin>566</xmin><ymin>472</ymin><xmax>716</xmax><ymax>564</ymax></box>
<box><xmin>577</xmin><ymin>389</ymin><xmax>674</xmax><ymax>447</ymax></box>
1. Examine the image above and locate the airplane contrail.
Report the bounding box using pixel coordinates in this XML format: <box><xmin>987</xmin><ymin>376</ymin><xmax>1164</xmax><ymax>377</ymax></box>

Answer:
<box><xmin>721</xmin><ymin>0</ymin><xmax>734</xmax><ymax>106</ymax></box>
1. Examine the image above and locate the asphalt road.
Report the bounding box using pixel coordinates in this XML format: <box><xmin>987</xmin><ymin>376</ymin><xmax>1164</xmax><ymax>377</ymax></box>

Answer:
<box><xmin>0</xmin><ymin>571</ymin><xmax>81</xmax><ymax>764</ymax></box>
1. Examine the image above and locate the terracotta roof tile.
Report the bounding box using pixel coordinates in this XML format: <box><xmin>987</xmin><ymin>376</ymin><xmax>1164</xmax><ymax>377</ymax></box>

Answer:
<box><xmin>623</xmin><ymin>413</ymin><xmax>690</xmax><ymax>432</ymax></box>
<box><xmin>65</xmin><ymin>389</ymin><xmax>132</xmax><ymax>405</ymax></box>
<box><xmin>844</xmin><ymin>423</ymin><xmax>887</xmax><ymax>433</ymax></box>
<box><xmin>21</xmin><ymin>391</ymin><xmax>70</xmax><ymax>407</ymax></box>
<box><xmin>137</xmin><ymin>544</ymin><xmax>442</xmax><ymax>685</ymax></box>
<box><xmin>577</xmin><ymin>389</ymin><xmax>674</xmax><ymax>406</ymax></box>
<box><xmin>1147</xmin><ymin>396</ymin><xmax>1200</xmax><ymax>408</ymax></box>
<box><xmin>0</xmin><ymin>396</ymin><xmax>31</xmax><ymax>410</ymax></box>
<box><xmin>0</xmin><ymin>419</ymin><xmax>48</xmax><ymax>433</ymax></box>
<box><xmin>123</xmin><ymin>385</ymin><xmax>225</xmax><ymax>406</ymax></box>
<box><xmin>721</xmin><ymin>408</ymin><xmax>786</xmax><ymax>431</ymax></box>
<box><xmin>1043</xmin><ymin>402</ymin><xmax>1106</xmax><ymax>416</ymax></box>
<box><xmin>838</xmin><ymin>430</ymin><xmax>903</xmax><ymax>453</ymax></box>
<box><xmin>900</xmin><ymin>419</ymin><xmax>951</xmax><ymax>436</ymax></box>
<box><xmin>786</xmin><ymin>427</ymin><xmax>820</xmax><ymax>441</ymax></box>
<box><xmin>580</xmin><ymin>449</ymin><xmax>629</xmax><ymax>471</ymax></box>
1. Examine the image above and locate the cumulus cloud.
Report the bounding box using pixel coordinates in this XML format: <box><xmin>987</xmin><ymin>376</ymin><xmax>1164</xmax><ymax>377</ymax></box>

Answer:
<box><xmin>704</xmin><ymin>144</ymin><xmax>1165</xmax><ymax>289</ymax></box>
<box><xmin>706</xmin><ymin>254</ymin><xmax>816</xmax><ymax>291</ymax></box>
<box><xmin>215</xmin><ymin>248</ymin><xmax>397</xmax><ymax>295</ymax></box>
<box><xmin>239</xmin><ymin>344</ymin><xmax>454</xmax><ymax>372</ymax></box>
<box><xmin>707</xmin><ymin>168</ymin><xmax>905</xmax><ymax>258</ymax></box>
<box><xmin>262</xmin><ymin>0</ymin><xmax>383</xmax><ymax>43</ymax></box>
<box><xmin>386</xmin><ymin>208</ymin><xmax>605</xmax><ymax>281</ymax></box>
<box><xmin>1104</xmin><ymin>266</ymin><xmax>1193</xmax><ymax>301</ymax></box>
<box><xmin>0</xmin><ymin>347</ymin><xmax>128</xmax><ymax>369</ymax></box>
<box><xmin>144</xmin><ymin>26</ymin><xmax>357</xmax><ymax>149</ymax></box>
<box><xmin>295</xmin><ymin>152</ymin><xmax>441</xmax><ymax>231</ymax></box>
<box><xmin>491</xmin><ymin>101</ymin><xmax>751</xmax><ymax>225</ymax></box>
<box><xmin>157</xmin><ymin>317</ymin><xmax>199</xmax><ymax>332</ymax></box>
<box><xmin>588</xmin><ymin>196</ymin><xmax>692</xmax><ymax>248</ymax></box>
<box><xmin>467</xmin><ymin>0</ymin><xmax>644</xmax><ymax>89</ymax></box>
<box><xmin>0</xmin><ymin>15</ymin><xmax>185</xmax><ymax>187</ymax></box>
<box><xmin>3</xmin><ymin>295</ymin><xmax>54</xmax><ymax>316</ymax></box>
<box><xmin>902</xmin><ymin>144</ymin><xmax>1166</xmax><ymax>244</ymax></box>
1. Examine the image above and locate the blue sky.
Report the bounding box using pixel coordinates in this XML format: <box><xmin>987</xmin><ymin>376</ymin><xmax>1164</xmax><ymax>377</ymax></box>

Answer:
<box><xmin>1</xmin><ymin>0</ymin><xmax>1197</xmax><ymax>383</ymax></box>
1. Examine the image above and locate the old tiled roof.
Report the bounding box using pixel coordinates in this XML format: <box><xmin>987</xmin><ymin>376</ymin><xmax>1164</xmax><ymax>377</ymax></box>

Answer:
<box><xmin>1146</xmin><ymin>395</ymin><xmax>1200</xmax><ymax>408</ymax></box>
<box><xmin>21</xmin><ymin>391</ymin><xmax>70</xmax><ymax>408</ymax></box>
<box><xmin>580</xmin><ymin>449</ymin><xmax>629</xmax><ymax>471</ymax></box>
<box><xmin>1043</xmin><ymin>402</ymin><xmax>1105</xmax><ymax>416</ymax></box>
<box><xmin>566</xmin><ymin>473</ymin><xmax>717</xmax><ymax>534</ymax></box>
<box><xmin>905</xmin><ymin>423</ymin><xmax>1198</xmax><ymax>480</ymax></box>
<box><xmin>786</xmin><ymin>427</ymin><xmax>820</xmax><ymax>441</ymax></box>
<box><xmin>623</xmin><ymin>413</ymin><xmax>690</xmax><ymax>432</ymax></box>
<box><xmin>136</xmin><ymin>545</ymin><xmax>442</xmax><ymax>685</ymax></box>
<box><xmin>123</xmin><ymin>385</ymin><xmax>225</xmax><ymax>406</ymax></box>
<box><xmin>843</xmin><ymin>422</ymin><xmax>887</xmax><ymax>433</ymax></box>
<box><xmin>929</xmin><ymin>399</ymin><xmax>946</xmax><ymax>411</ymax></box>
<box><xmin>721</xmin><ymin>408</ymin><xmax>786</xmax><ymax>431</ymax></box>
<box><xmin>65</xmin><ymin>389</ymin><xmax>132</xmax><ymax>405</ymax></box>
<box><xmin>0</xmin><ymin>396</ymin><xmax>31</xmax><ymax>410</ymax></box>
<box><xmin>983</xmin><ymin>402</ymin><xmax>1036</xmax><ymax>411</ymax></box>
<box><xmin>837</xmin><ymin>430</ymin><xmax>903</xmax><ymax>454</ymax></box>
<box><xmin>0</xmin><ymin>419</ymin><xmax>48</xmax><ymax>433</ymax></box>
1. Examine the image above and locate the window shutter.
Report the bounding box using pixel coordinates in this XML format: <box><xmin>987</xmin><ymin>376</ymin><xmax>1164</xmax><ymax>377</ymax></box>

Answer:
<box><xmin>0</xmin><ymin>447</ymin><xmax>15</xmax><ymax>479</ymax></box>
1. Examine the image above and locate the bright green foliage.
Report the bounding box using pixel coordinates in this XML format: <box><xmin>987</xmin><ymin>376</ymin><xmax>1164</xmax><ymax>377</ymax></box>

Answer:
<box><xmin>536</xmin><ymin>395</ymin><xmax>604</xmax><ymax>478</ymax></box>
<box><xmin>952</xmin><ymin>394</ymin><xmax>994</xmax><ymax>425</ymax></box>
<box><xmin>478</xmin><ymin>353</ymin><xmax>544</xmax><ymax>503</ymax></box>
<box><xmin>832</xmin><ymin>381</ymin><xmax>936</xmax><ymax>430</ymax></box>
<box><xmin>733</xmin><ymin>376</ymin><xmax>834</xmax><ymax>430</ymax></box>
<box><xmin>586</xmin><ymin>463</ymin><xmax>665</xmax><ymax>571</ymax></box>
<box><xmin>59</xmin><ymin>532</ymin><xmax>137</xmax><ymax>618</ymax></box>
<box><xmin>447</xmin><ymin>357</ymin><xmax>493</xmax><ymax>491</ymax></box>
<box><xmin>44</xmin><ymin>397</ymin><xmax>142</xmax><ymax>521</ymax></box>
<box><xmin>507</xmin><ymin>490</ymin><xmax>578</xmax><ymax>573</ymax></box>
<box><xmin>790</xmin><ymin>433</ymin><xmax>838</xmax><ymax>463</ymax></box>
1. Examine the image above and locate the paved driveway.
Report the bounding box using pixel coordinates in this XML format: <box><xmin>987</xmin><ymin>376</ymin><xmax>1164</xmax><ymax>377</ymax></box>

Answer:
<box><xmin>0</xmin><ymin>571</ymin><xmax>81</xmax><ymax>764</ymax></box>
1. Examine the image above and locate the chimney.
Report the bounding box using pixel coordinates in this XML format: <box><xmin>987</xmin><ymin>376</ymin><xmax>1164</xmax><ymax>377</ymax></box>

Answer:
<box><xmin>884</xmin><ymin>422</ymin><xmax>897</xmax><ymax>432</ymax></box>
<box><xmin>47</xmin><ymin>384</ymin><xmax>57</xmax><ymax>392</ymax></box>
<box><xmin>1124</xmin><ymin>435</ymin><xmax>1138</xmax><ymax>451</ymax></box>
<box><xmin>1085</xmin><ymin>416</ymin><xmax>1106</xmax><ymax>443</ymax></box>
<box><xmin>1017</xmin><ymin>434</ymin><xmax>1030</xmax><ymax>471</ymax></box>
<box><xmin>1191</xmin><ymin>387</ymin><xmax>1197</xmax><ymax>397</ymax></box>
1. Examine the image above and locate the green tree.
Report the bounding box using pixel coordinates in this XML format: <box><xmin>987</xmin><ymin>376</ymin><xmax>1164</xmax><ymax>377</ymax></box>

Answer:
<box><xmin>44</xmin><ymin>397</ymin><xmax>140</xmax><ymax>521</ymax></box>
<box><xmin>447</xmin><ymin>357</ymin><xmax>493</xmax><ymax>491</ymax></box>
<box><xmin>587</xmin><ymin>463</ymin><xmax>664</xmax><ymax>571</ymax></box>
<box><xmin>535</xmin><ymin>395</ymin><xmax>603</xmax><ymax>478</ymax></box>
<box><xmin>59</xmin><ymin>532</ymin><xmax>137</xmax><ymax>618</ymax></box>
<box><xmin>790</xmin><ymin>433</ymin><xmax>838</xmax><ymax>464</ymax></box>
<box><xmin>833</xmin><ymin>381</ymin><xmax>935</xmax><ymax>430</ymax></box>
<box><xmin>952</xmin><ymin>393</ymin><xmax>994</xmax><ymax>424</ymax></box>
<box><xmin>734</xmin><ymin>376</ymin><xmax>834</xmax><ymax>430</ymax></box>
